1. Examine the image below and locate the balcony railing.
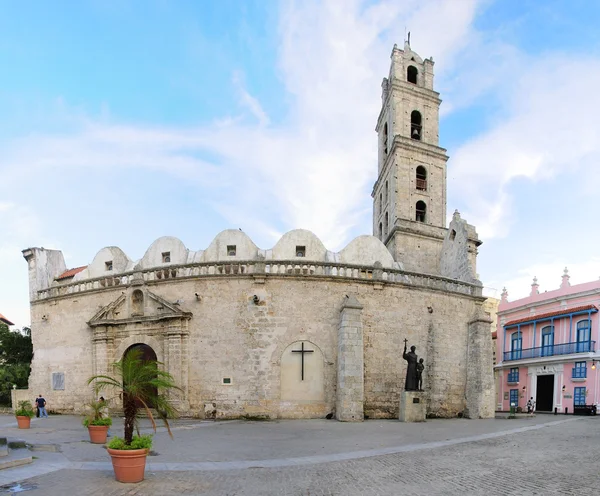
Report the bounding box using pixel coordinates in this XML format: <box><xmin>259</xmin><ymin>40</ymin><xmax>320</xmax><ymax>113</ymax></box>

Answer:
<box><xmin>503</xmin><ymin>341</ymin><xmax>596</xmax><ymax>361</ymax></box>
<box><xmin>416</xmin><ymin>178</ymin><xmax>427</xmax><ymax>190</ymax></box>
<box><xmin>572</xmin><ymin>367</ymin><xmax>587</xmax><ymax>379</ymax></box>
<box><xmin>507</xmin><ymin>372</ymin><xmax>519</xmax><ymax>383</ymax></box>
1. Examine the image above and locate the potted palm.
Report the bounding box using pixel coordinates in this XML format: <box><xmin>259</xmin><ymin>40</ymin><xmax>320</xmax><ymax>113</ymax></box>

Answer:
<box><xmin>15</xmin><ymin>400</ymin><xmax>35</xmax><ymax>429</ymax></box>
<box><xmin>83</xmin><ymin>399</ymin><xmax>112</xmax><ymax>444</ymax></box>
<box><xmin>87</xmin><ymin>349</ymin><xmax>180</xmax><ymax>483</ymax></box>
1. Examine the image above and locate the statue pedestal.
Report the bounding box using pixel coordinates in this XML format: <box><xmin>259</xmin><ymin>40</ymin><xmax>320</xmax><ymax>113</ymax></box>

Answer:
<box><xmin>399</xmin><ymin>391</ymin><xmax>426</xmax><ymax>422</ymax></box>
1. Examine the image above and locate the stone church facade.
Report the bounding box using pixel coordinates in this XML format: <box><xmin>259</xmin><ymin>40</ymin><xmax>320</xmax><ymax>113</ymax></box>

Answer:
<box><xmin>21</xmin><ymin>43</ymin><xmax>494</xmax><ymax>420</ymax></box>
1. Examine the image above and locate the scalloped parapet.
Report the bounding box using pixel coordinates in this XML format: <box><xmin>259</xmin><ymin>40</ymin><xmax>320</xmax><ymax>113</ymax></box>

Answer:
<box><xmin>25</xmin><ymin>229</ymin><xmax>482</xmax><ymax>301</ymax></box>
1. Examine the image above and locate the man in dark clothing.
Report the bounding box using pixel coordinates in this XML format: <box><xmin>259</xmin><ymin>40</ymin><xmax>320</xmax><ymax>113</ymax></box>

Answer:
<box><xmin>35</xmin><ymin>395</ymin><xmax>48</xmax><ymax>418</ymax></box>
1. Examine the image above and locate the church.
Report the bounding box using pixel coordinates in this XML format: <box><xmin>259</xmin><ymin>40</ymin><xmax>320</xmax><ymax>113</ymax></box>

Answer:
<box><xmin>20</xmin><ymin>43</ymin><xmax>494</xmax><ymax>420</ymax></box>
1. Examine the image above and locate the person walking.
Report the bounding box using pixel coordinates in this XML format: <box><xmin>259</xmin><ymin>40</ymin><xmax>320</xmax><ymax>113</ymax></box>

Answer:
<box><xmin>35</xmin><ymin>394</ymin><xmax>48</xmax><ymax>418</ymax></box>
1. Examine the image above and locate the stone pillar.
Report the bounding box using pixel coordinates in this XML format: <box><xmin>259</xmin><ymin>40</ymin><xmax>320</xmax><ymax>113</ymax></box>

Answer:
<box><xmin>92</xmin><ymin>327</ymin><xmax>110</xmax><ymax>378</ymax></box>
<box><xmin>166</xmin><ymin>323</ymin><xmax>189</xmax><ymax>410</ymax></box>
<box><xmin>465</xmin><ymin>308</ymin><xmax>495</xmax><ymax>418</ymax></box>
<box><xmin>336</xmin><ymin>295</ymin><xmax>364</xmax><ymax>421</ymax></box>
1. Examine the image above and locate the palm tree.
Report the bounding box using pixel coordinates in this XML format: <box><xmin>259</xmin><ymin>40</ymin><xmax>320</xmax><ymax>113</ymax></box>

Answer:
<box><xmin>87</xmin><ymin>349</ymin><xmax>181</xmax><ymax>445</ymax></box>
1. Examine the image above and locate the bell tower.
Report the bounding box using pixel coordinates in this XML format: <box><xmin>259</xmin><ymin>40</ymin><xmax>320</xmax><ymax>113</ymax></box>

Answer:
<box><xmin>372</xmin><ymin>42</ymin><xmax>450</xmax><ymax>274</ymax></box>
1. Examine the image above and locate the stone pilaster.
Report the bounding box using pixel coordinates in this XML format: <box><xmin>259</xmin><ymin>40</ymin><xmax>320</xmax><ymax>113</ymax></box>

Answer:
<box><xmin>166</xmin><ymin>322</ymin><xmax>189</xmax><ymax>410</ymax></box>
<box><xmin>465</xmin><ymin>308</ymin><xmax>495</xmax><ymax>418</ymax></box>
<box><xmin>336</xmin><ymin>295</ymin><xmax>364</xmax><ymax>421</ymax></box>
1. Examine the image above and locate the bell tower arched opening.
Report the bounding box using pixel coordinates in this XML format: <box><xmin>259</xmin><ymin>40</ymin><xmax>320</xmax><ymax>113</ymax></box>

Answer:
<box><xmin>411</xmin><ymin>111</ymin><xmax>422</xmax><ymax>140</ymax></box>
<box><xmin>407</xmin><ymin>65</ymin><xmax>418</xmax><ymax>84</ymax></box>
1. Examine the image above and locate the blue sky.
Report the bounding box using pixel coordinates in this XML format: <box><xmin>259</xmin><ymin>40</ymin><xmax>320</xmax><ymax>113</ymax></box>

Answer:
<box><xmin>2</xmin><ymin>0</ymin><xmax>600</xmax><ymax>328</ymax></box>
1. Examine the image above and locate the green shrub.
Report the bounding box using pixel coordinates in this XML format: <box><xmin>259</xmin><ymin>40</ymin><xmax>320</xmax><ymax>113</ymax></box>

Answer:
<box><xmin>82</xmin><ymin>399</ymin><xmax>112</xmax><ymax>428</ymax></box>
<box><xmin>15</xmin><ymin>400</ymin><xmax>35</xmax><ymax>418</ymax></box>
<box><xmin>108</xmin><ymin>435</ymin><xmax>152</xmax><ymax>451</ymax></box>
<box><xmin>83</xmin><ymin>417</ymin><xmax>112</xmax><ymax>427</ymax></box>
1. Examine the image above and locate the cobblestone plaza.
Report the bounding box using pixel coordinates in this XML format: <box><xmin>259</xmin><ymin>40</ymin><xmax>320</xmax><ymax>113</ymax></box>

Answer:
<box><xmin>1</xmin><ymin>415</ymin><xmax>598</xmax><ymax>495</ymax></box>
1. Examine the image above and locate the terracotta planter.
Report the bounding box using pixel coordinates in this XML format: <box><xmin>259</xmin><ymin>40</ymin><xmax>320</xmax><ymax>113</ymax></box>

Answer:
<box><xmin>16</xmin><ymin>416</ymin><xmax>31</xmax><ymax>429</ymax></box>
<box><xmin>107</xmin><ymin>448</ymin><xmax>148</xmax><ymax>483</ymax></box>
<box><xmin>87</xmin><ymin>425</ymin><xmax>109</xmax><ymax>444</ymax></box>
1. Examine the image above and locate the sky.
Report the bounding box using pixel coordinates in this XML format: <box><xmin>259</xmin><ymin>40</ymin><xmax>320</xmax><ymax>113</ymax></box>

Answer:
<box><xmin>2</xmin><ymin>0</ymin><xmax>600</xmax><ymax>329</ymax></box>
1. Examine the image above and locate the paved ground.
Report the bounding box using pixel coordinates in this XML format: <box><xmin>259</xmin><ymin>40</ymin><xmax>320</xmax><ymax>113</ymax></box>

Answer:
<box><xmin>0</xmin><ymin>414</ymin><xmax>598</xmax><ymax>495</ymax></box>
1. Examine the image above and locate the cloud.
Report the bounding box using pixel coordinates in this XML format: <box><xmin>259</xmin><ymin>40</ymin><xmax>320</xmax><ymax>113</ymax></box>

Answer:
<box><xmin>494</xmin><ymin>258</ymin><xmax>600</xmax><ymax>302</ymax></box>
<box><xmin>449</xmin><ymin>54</ymin><xmax>600</xmax><ymax>239</ymax></box>
<box><xmin>0</xmin><ymin>0</ymin><xmax>485</xmax><ymax>251</ymax></box>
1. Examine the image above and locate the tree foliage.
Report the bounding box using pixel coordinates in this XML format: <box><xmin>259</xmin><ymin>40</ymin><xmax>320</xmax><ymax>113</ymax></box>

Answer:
<box><xmin>0</xmin><ymin>323</ymin><xmax>32</xmax><ymax>365</ymax></box>
<box><xmin>88</xmin><ymin>349</ymin><xmax>180</xmax><ymax>446</ymax></box>
<box><xmin>0</xmin><ymin>323</ymin><xmax>33</xmax><ymax>405</ymax></box>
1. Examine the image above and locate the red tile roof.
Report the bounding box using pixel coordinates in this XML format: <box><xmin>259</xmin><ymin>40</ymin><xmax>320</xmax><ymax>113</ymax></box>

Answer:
<box><xmin>0</xmin><ymin>313</ymin><xmax>14</xmax><ymax>326</ymax></box>
<box><xmin>56</xmin><ymin>266</ymin><xmax>87</xmax><ymax>281</ymax></box>
<box><xmin>505</xmin><ymin>305</ymin><xmax>598</xmax><ymax>327</ymax></box>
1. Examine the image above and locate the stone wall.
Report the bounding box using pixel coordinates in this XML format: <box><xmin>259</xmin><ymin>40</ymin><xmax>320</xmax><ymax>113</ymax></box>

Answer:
<box><xmin>25</xmin><ymin>268</ymin><xmax>488</xmax><ymax>419</ymax></box>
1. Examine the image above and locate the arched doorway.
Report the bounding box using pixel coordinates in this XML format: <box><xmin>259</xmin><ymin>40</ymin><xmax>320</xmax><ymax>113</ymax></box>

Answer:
<box><xmin>124</xmin><ymin>343</ymin><xmax>158</xmax><ymax>408</ymax></box>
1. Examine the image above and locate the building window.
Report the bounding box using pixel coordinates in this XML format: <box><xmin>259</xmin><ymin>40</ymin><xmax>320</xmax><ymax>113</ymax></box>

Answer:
<box><xmin>383</xmin><ymin>122</ymin><xmax>388</xmax><ymax>155</ymax></box>
<box><xmin>507</xmin><ymin>368</ymin><xmax>519</xmax><ymax>383</ymax></box>
<box><xmin>379</xmin><ymin>222</ymin><xmax>383</xmax><ymax>239</ymax></box>
<box><xmin>509</xmin><ymin>389</ymin><xmax>519</xmax><ymax>408</ymax></box>
<box><xmin>574</xmin><ymin>386</ymin><xmax>586</xmax><ymax>406</ymax></box>
<box><xmin>411</xmin><ymin>111</ymin><xmax>422</xmax><ymax>140</ymax></box>
<box><xmin>511</xmin><ymin>331</ymin><xmax>522</xmax><ymax>360</ymax></box>
<box><xmin>52</xmin><ymin>372</ymin><xmax>65</xmax><ymax>390</ymax></box>
<box><xmin>407</xmin><ymin>65</ymin><xmax>418</xmax><ymax>84</ymax></box>
<box><xmin>384</xmin><ymin>212</ymin><xmax>389</xmax><ymax>236</ymax></box>
<box><xmin>573</xmin><ymin>362</ymin><xmax>587</xmax><ymax>379</ymax></box>
<box><xmin>385</xmin><ymin>180</ymin><xmax>388</xmax><ymax>203</ymax></box>
<box><xmin>296</xmin><ymin>246</ymin><xmax>306</xmax><ymax>257</ymax></box>
<box><xmin>162</xmin><ymin>251</ymin><xmax>171</xmax><ymax>263</ymax></box>
<box><xmin>227</xmin><ymin>245</ymin><xmax>236</xmax><ymax>256</ymax></box>
<box><xmin>415</xmin><ymin>201</ymin><xmax>426</xmax><ymax>222</ymax></box>
<box><xmin>379</xmin><ymin>192</ymin><xmax>383</xmax><ymax>213</ymax></box>
<box><xmin>541</xmin><ymin>326</ymin><xmax>554</xmax><ymax>357</ymax></box>
<box><xmin>105</xmin><ymin>261</ymin><xmax>113</xmax><ymax>271</ymax></box>
<box><xmin>416</xmin><ymin>166</ymin><xmax>427</xmax><ymax>190</ymax></box>
<box><xmin>222</xmin><ymin>377</ymin><xmax>232</xmax><ymax>385</ymax></box>
<box><xmin>576</xmin><ymin>320</ymin><xmax>591</xmax><ymax>352</ymax></box>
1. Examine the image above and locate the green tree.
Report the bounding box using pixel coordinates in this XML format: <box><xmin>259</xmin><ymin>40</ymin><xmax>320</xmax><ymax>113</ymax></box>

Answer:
<box><xmin>88</xmin><ymin>349</ymin><xmax>180</xmax><ymax>446</ymax></box>
<box><xmin>0</xmin><ymin>323</ymin><xmax>33</xmax><ymax>365</ymax></box>
<box><xmin>0</xmin><ymin>323</ymin><xmax>33</xmax><ymax>405</ymax></box>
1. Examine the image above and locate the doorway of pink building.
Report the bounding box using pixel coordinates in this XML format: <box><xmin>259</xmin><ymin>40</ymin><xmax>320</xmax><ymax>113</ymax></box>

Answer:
<box><xmin>536</xmin><ymin>375</ymin><xmax>554</xmax><ymax>412</ymax></box>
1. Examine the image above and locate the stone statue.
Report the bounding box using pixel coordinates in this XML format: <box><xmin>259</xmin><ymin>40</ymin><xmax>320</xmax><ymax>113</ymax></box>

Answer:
<box><xmin>402</xmin><ymin>340</ymin><xmax>418</xmax><ymax>391</ymax></box>
<box><xmin>416</xmin><ymin>358</ymin><xmax>424</xmax><ymax>391</ymax></box>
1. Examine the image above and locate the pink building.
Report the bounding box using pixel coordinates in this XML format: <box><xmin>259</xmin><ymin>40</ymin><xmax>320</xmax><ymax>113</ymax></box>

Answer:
<box><xmin>496</xmin><ymin>269</ymin><xmax>599</xmax><ymax>413</ymax></box>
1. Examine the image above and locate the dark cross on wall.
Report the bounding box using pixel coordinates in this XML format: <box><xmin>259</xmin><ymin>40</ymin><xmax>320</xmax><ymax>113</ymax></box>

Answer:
<box><xmin>291</xmin><ymin>342</ymin><xmax>314</xmax><ymax>381</ymax></box>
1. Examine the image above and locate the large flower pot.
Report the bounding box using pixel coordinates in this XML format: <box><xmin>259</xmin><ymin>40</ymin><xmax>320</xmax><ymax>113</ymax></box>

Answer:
<box><xmin>87</xmin><ymin>425</ymin><xmax>109</xmax><ymax>444</ymax></box>
<box><xmin>16</xmin><ymin>416</ymin><xmax>31</xmax><ymax>429</ymax></box>
<box><xmin>107</xmin><ymin>448</ymin><xmax>148</xmax><ymax>483</ymax></box>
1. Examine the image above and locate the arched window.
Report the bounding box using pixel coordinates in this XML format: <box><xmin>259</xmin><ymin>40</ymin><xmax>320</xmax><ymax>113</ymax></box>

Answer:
<box><xmin>379</xmin><ymin>192</ymin><xmax>383</xmax><ymax>213</ymax></box>
<box><xmin>541</xmin><ymin>326</ymin><xmax>554</xmax><ymax>357</ymax></box>
<box><xmin>416</xmin><ymin>166</ymin><xmax>427</xmax><ymax>190</ymax></box>
<box><xmin>384</xmin><ymin>212</ymin><xmax>388</xmax><ymax>235</ymax></box>
<box><xmin>407</xmin><ymin>66</ymin><xmax>418</xmax><ymax>84</ymax></box>
<box><xmin>576</xmin><ymin>320</ymin><xmax>591</xmax><ymax>352</ymax></box>
<box><xmin>131</xmin><ymin>289</ymin><xmax>144</xmax><ymax>317</ymax></box>
<box><xmin>385</xmin><ymin>180</ymin><xmax>388</xmax><ymax>202</ymax></box>
<box><xmin>379</xmin><ymin>222</ymin><xmax>383</xmax><ymax>239</ymax></box>
<box><xmin>383</xmin><ymin>122</ymin><xmax>388</xmax><ymax>155</ymax></box>
<box><xmin>415</xmin><ymin>201</ymin><xmax>426</xmax><ymax>222</ymax></box>
<box><xmin>411</xmin><ymin>111</ymin><xmax>422</xmax><ymax>140</ymax></box>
